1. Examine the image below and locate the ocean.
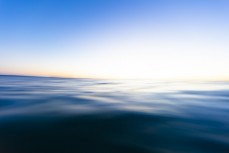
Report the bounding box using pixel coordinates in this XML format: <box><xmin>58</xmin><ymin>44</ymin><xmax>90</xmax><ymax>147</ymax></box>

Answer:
<box><xmin>0</xmin><ymin>75</ymin><xmax>228</xmax><ymax>153</ymax></box>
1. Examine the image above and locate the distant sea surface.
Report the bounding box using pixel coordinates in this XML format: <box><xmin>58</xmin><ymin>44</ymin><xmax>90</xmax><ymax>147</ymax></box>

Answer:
<box><xmin>0</xmin><ymin>75</ymin><xmax>229</xmax><ymax>153</ymax></box>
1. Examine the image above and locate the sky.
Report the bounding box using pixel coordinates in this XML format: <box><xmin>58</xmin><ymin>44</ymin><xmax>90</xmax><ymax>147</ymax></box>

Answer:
<box><xmin>0</xmin><ymin>0</ymin><xmax>229</xmax><ymax>80</ymax></box>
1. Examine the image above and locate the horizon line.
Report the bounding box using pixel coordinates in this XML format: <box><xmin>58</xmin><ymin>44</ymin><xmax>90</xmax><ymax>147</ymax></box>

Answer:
<box><xmin>1</xmin><ymin>73</ymin><xmax>229</xmax><ymax>82</ymax></box>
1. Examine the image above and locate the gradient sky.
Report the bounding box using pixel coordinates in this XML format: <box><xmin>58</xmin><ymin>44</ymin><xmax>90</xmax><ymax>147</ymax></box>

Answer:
<box><xmin>0</xmin><ymin>0</ymin><xmax>229</xmax><ymax>80</ymax></box>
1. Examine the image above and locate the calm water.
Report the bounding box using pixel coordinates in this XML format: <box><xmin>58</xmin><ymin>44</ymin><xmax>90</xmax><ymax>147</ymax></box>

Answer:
<box><xmin>0</xmin><ymin>75</ymin><xmax>229</xmax><ymax>153</ymax></box>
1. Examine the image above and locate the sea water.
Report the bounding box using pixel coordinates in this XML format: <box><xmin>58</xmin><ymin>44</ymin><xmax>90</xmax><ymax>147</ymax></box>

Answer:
<box><xmin>0</xmin><ymin>75</ymin><xmax>229</xmax><ymax>153</ymax></box>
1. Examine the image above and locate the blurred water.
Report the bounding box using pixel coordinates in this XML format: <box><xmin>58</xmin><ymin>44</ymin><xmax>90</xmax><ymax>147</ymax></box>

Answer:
<box><xmin>0</xmin><ymin>75</ymin><xmax>229</xmax><ymax>153</ymax></box>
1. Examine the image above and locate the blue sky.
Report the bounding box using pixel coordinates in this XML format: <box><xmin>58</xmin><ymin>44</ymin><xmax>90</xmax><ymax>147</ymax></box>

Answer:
<box><xmin>0</xmin><ymin>0</ymin><xmax>229</xmax><ymax>80</ymax></box>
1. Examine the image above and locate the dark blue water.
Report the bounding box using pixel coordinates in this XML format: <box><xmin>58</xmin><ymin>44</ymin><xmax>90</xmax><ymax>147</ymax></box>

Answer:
<box><xmin>0</xmin><ymin>75</ymin><xmax>229</xmax><ymax>153</ymax></box>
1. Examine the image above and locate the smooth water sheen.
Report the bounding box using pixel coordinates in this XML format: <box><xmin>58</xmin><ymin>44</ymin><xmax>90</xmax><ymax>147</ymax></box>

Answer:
<box><xmin>0</xmin><ymin>75</ymin><xmax>229</xmax><ymax>153</ymax></box>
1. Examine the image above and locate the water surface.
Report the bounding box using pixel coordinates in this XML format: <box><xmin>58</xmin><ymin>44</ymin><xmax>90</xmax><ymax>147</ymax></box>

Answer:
<box><xmin>0</xmin><ymin>75</ymin><xmax>229</xmax><ymax>153</ymax></box>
